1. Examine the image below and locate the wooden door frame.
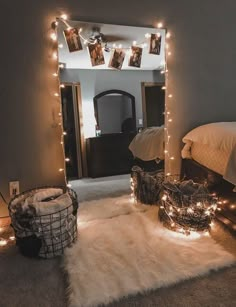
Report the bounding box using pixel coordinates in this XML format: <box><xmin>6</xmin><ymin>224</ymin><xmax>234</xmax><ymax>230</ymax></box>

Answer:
<box><xmin>141</xmin><ymin>82</ymin><xmax>164</xmax><ymax>128</ymax></box>
<box><xmin>61</xmin><ymin>82</ymin><xmax>87</xmax><ymax>179</ymax></box>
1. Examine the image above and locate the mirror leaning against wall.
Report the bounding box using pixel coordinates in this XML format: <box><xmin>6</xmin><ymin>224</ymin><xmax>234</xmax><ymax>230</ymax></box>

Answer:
<box><xmin>57</xmin><ymin>19</ymin><xmax>166</xmax><ymax>181</ymax></box>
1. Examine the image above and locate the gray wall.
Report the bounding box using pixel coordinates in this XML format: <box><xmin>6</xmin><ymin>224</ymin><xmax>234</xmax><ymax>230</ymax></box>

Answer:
<box><xmin>60</xmin><ymin>69</ymin><xmax>163</xmax><ymax>137</ymax></box>
<box><xmin>1</xmin><ymin>0</ymin><xmax>236</xmax><ymax>216</ymax></box>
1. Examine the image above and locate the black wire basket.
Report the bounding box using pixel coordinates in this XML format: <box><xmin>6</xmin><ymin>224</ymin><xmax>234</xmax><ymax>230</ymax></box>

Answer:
<box><xmin>131</xmin><ymin>166</ymin><xmax>164</xmax><ymax>205</ymax></box>
<box><xmin>8</xmin><ymin>186</ymin><xmax>79</xmax><ymax>258</ymax></box>
<box><xmin>158</xmin><ymin>176</ymin><xmax>218</xmax><ymax>235</ymax></box>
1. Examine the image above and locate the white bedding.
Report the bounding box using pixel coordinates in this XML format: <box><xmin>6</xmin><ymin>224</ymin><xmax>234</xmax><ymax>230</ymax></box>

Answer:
<box><xmin>182</xmin><ymin>122</ymin><xmax>236</xmax><ymax>186</ymax></box>
<box><xmin>129</xmin><ymin>126</ymin><xmax>164</xmax><ymax>161</ymax></box>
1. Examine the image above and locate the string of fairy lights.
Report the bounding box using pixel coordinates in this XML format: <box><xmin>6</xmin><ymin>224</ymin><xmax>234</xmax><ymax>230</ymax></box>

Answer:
<box><xmin>50</xmin><ymin>14</ymin><xmax>173</xmax><ymax>185</ymax></box>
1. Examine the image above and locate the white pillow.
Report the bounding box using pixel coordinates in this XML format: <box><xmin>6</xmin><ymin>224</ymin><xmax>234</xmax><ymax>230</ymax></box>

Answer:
<box><xmin>182</xmin><ymin>122</ymin><xmax>236</xmax><ymax>153</ymax></box>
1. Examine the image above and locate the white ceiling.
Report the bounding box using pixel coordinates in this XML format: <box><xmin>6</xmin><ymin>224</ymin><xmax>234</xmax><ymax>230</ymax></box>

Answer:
<box><xmin>57</xmin><ymin>20</ymin><xmax>166</xmax><ymax>70</ymax></box>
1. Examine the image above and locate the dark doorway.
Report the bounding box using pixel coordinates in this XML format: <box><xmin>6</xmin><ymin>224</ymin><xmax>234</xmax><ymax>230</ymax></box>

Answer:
<box><xmin>141</xmin><ymin>83</ymin><xmax>165</xmax><ymax>128</ymax></box>
<box><xmin>60</xmin><ymin>84</ymin><xmax>84</xmax><ymax>180</ymax></box>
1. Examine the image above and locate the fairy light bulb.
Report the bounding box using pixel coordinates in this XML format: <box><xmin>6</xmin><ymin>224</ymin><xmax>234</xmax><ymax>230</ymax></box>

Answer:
<box><xmin>65</xmin><ymin>158</ymin><xmax>70</xmax><ymax>162</ymax></box>
<box><xmin>58</xmin><ymin>43</ymin><xmax>64</xmax><ymax>48</ymax></box>
<box><xmin>0</xmin><ymin>240</ymin><xmax>7</xmax><ymax>246</ymax></box>
<box><xmin>50</xmin><ymin>33</ymin><xmax>57</xmax><ymax>41</ymax></box>
<box><xmin>132</xmin><ymin>40</ymin><xmax>137</xmax><ymax>46</ymax></box>
<box><xmin>52</xmin><ymin>73</ymin><xmax>58</xmax><ymax>77</ymax></box>
<box><xmin>162</xmin><ymin>194</ymin><xmax>167</xmax><ymax>201</ymax></box>
<box><xmin>166</xmin><ymin>32</ymin><xmax>171</xmax><ymax>38</ymax></box>
<box><xmin>52</xmin><ymin>52</ymin><xmax>58</xmax><ymax>59</ymax></box>
<box><xmin>59</xmin><ymin>63</ymin><xmax>65</xmax><ymax>68</ymax></box>
<box><xmin>168</xmin><ymin>94</ymin><xmax>173</xmax><ymax>98</ymax></box>
<box><xmin>145</xmin><ymin>33</ymin><xmax>151</xmax><ymax>38</ymax></box>
<box><xmin>54</xmin><ymin>93</ymin><xmax>59</xmax><ymax>97</ymax></box>
<box><xmin>79</xmin><ymin>28</ymin><xmax>83</xmax><ymax>33</ymax></box>
<box><xmin>59</xmin><ymin>168</ymin><xmax>64</xmax><ymax>172</ymax></box>
<box><xmin>60</xmin><ymin>84</ymin><xmax>65</xmax><ymax>88</ymax></box>
<box><xmin>67</xmin><ymin>183</ymin><xmax>72</xmax><ymax>188</ymax></box>
<box><xmin>61</xmin><ymin>14</ymin><xmax>68</xmax><ymax>20</ymax></box>
<box><xmin>162</xmin><ymin>86</ymin><xmax>166</xmax><ymax>90</ymax></box>
<box><xmin>157</xmin><ymin>22</ymin><xmax>163</xmax><ymax>28</ymax></box>
<box><xmin>63</xmin><ymin>131</ymin><xmax>67</xmax><ymax>135</ymax></box>
<box><xmin>170</xmin><ymin>157</ymin><xmax>174</xmax><ymax>160</ymax></box>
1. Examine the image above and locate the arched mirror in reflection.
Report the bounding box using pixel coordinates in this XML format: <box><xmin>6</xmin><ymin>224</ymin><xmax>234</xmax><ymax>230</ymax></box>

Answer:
<box><xmin>57</xmin><ymin>19</ymin><xmax>166</xmax><ymax>182</ymax></box>
<box><xmin>94</xmin><ymin>90</ymin><xmax>136</xmax><ymax>135</ymax></box>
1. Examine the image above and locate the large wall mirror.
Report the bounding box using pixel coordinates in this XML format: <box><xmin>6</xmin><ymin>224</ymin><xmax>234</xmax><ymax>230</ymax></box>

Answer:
<box><xmin>57</xmin><ymin>19</ymin><xmax>166</xmax><ymax>179</ymax></box>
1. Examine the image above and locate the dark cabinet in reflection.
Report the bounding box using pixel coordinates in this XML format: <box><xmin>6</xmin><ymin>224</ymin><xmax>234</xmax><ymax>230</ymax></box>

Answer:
<box><xmin>86</xmin><ymin>133</ymin><xmax>136</xmax><ymax>178</ymax></box>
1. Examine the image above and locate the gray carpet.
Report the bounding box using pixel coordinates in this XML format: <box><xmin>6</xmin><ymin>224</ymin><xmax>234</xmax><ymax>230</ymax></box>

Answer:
<box><xmin>0</xmin><ymin>175</ymin><xmax>235</xmax><ymax>307</ymax></box>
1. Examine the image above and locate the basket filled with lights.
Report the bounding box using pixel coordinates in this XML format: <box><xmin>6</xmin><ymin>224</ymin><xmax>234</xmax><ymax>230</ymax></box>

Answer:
<box><xmin>158</xmin><ymin>176</ymin><xmax>218</xmax><ymax>235</ymax></box>
<box><xmin>8</xmin><ymin>186</ymin><xmax>78</xmax><ymax>258</ymax></box>
<box><xmin>131</xmin><ymin>165</ymin><xmax>164</xmax><ymax>205</ymax></box>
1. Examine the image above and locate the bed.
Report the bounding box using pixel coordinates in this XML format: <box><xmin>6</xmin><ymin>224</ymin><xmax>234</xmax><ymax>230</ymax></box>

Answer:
<box><xmin>181</xmin><ymin>122</ymin><xmax>236</xmax><ymax>190</ymax></box>
<box><xmin>129</xmin><ymin>126</ymin><xmax>164</xmax><ymax>171</ymax></box>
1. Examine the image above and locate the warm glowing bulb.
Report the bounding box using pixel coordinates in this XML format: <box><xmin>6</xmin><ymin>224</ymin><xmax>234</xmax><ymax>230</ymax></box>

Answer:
<box><xmin>59</xmin><ymin>63</ymin><xmax>65</xmax><ymax>68</ymax></box>
<box><xmin>84</xmin><ymin>40</ymin><xmax>88</xmax><ymax>45</ymax></box>
<box><xmin>156</xmin><ymin>32</ymin><xmax>161</xmax><ymax>37</ymax></box>
<box><xmin>164</xmin><ymin>150</ymin><xmax>168</xmax><ymax>154</ymax></box>
<box><xmin>166</xmin><ymin>32</ymin><xmax>171</xmax><ymax>38</ymax></box>
<box><xmin>60</xmin><ymin>84</ymin><xmax>65</xmax><ymax>88</ymax></box>
<box><xmin>160</xmin><ymin>70</ymin><xmax>165</xmax><ymax>74</ymax></box>
<box><xmin>61</xmin><ymin>14</ymin><xmax>68</xmax><ymax>20</ymax></box>
<box><xmin>54</xmin><ymin>93</ymin><xmax>59</xmax><ymax>97</ymax></box>
<box><xmin>168</xmin><ymin>52</ymin><xmax>172</xmax><ymax>56</ymax></box>
<box><xmin>52</xmin><ymin>73</ymin><xmax>58</xmax><ymax>77</ymax></box>
<box><xmin>133</xmin><ymin>41</ymin><xmax>137</xmax><ymax>46</ymax></box>
<box><xmin>53</xmin><ymin>52</ymin><xmax>58</xmax><ymax>59</ymax></box>
<box><xmin>50</xmin><ymin>33</ymin><xmax>57</xmax><ymax>41</ymax></box>
<box><xmin>170</xmin><ymin>157</ymin><xmax>174</xmax><ymax>160</ymax></box>
<box><xmin>162</xmin><ymin>194</ymin><xmax>167</xmax><ymax>201</ymax></box>
<box><xmin>171</xmin><ymin>222</ymin><xmax>175</xmax><ymax>227</ymax></box>
<box><xmin>0</xmin><ymin>240</ymin><xmax>7</xmax><ymax>246</ymax></box>
<box><xmin>168</xmin><ymin>94</ymin><xmax>173</xmax><ymax>98</ymax></box>
<box><xmin>161</xmin><ymin>86</ymin><xmax>166</xmax><ymax>90</ymax></box>
<box><xmin>9</xmin><ymin>236</ymin><xmax>15</xmax><ymax>241</ymax></box>
<box><xmin>65</xmin><ymin>158</ymin><xmax>70</xmax><ymax>162</ymax></box>
<box><xmin>157</xmin><ymin>22</ymin><xmax>163</xmax><ymax>28</ymax></box>
<box><xmin>58</xmin><ymin>43</ymin><xmax>64</xmax><ymax>48</ymax></box>
<box><xmin>79</xmin><ymin>28</ymin><xmax>83</xmax><ymax>33</ymax></box>
<box><xmin>166</xmin><ymin>172</ymin><xmax>171</xmax><ymax>176</ymax></box>
<box><xmin>59</xmin><ymin>168</ymin><xmax>64</xmax><ymax>172</ymax></box>
<box><xmin>166</xmin><ymin>44</ymin><xmax>169</xmax><ymax>49</ymax></box>
<box><xmin>63</xmin><ymin>131</ymin><xmax>67</xmax><ymax>135</ymax></box>
<box><xmin>168</xmin><ymin>119</ymin><xmax>173</xmax><ymax>122</ymax></box>
<box><xmin>58</xmin><ymin>112</ymin><xmax>62</xmax><ymax>116</ymax></box>
<box><xmin>145</xmin><ymin>33</ymin><xmax>151</xmax><ymax>38</ymax></box>
<box><xmin>67</xmin><ymin>183</ymin><xmax>72</xmax><ymax>188</ymax></box>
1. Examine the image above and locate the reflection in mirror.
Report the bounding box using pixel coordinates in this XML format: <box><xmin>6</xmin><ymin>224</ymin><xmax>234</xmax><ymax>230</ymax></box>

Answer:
<box><xmin>57</xmin><ymin>19</ymin><xmax>166</xmax><ymax>183</ymax></box>
<box><xmin>94</xmin><ymin>90</ymin><xmax>136</xmax><ymax>135</ymax></box>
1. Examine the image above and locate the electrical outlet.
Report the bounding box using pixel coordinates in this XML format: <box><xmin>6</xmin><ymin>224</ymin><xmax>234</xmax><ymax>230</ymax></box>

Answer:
<box><xmin>9</xmin><ymin>181</ymin><xmax>20</xmax><ymax>197</ymax></box>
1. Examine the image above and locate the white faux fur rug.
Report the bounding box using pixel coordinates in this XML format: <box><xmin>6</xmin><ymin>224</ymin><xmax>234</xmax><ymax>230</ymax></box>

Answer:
<box><xmin>64</xmin><ymin>195</ymin><xmax>235</xmax><ymax>307</ymax></box>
